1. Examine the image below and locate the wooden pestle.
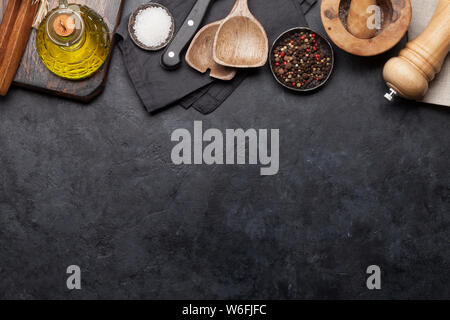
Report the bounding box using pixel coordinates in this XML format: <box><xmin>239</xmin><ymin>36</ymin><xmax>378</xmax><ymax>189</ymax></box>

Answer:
<box><xmin>383</xmin><ymin>0</ymin><xmax>450</xmax><ymax>101</ymax></box>
<box><xmin>347</xmin><ymin>0</ymin><xmax>378</xmax><ymax>39</ymax></box>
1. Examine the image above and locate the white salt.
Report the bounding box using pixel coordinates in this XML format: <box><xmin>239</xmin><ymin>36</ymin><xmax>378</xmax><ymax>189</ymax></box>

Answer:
<box><xmin>134</xmin><ymin>7</ymin><xmax>172</xmax><ymax>47</ymax></box>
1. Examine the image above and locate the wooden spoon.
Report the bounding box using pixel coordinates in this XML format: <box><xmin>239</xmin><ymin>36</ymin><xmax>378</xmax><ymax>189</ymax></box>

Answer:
<box><xmin>213</xmin><ymin>0</ymin><xmax>268</xmax><ymax>68</ymax></box>
<box><xmin>186</xmin><ymin>20</ymin><xmax>237</xmax><ymax>80</ymax></box>
<box><xmin>185</xmin><ymin>2</ymin><xmax>238</xmax><ymax>80</ymax></box>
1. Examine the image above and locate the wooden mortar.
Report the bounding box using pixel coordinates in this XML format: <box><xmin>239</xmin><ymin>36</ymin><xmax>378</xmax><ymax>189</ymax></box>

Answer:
<box><xmin>321</xmin><ymin>0</ymin><xmax>412</xmax><ymax>56</ymax></box>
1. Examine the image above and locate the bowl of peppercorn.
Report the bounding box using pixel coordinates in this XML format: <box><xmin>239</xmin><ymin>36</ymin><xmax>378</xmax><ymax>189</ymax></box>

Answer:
<box><xmin>270</xmin><ymin>27</ymin><xmax>334</xmax><ymax>92</ymax></box>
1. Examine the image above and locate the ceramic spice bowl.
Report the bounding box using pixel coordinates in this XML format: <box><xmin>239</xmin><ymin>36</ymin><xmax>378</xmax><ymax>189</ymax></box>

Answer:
<box><xmin>128</xmin><ymin>2</ymin><xmax>175</xmax><ymax>51</ymax></box>
<box><xmin>270</xmin><ymin>27</ymin><xmax>335</xmax><ymax>92</ymax></box>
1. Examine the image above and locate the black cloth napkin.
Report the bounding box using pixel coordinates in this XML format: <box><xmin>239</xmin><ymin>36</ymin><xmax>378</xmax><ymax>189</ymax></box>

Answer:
<box><xmin>117</xmin><ymin>0</ymin><xmax>316</xmax><ymax>114</ymax></box>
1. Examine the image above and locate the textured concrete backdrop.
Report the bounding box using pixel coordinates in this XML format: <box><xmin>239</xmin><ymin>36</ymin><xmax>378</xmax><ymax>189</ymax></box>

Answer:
<box><xmin>0</xmin><ymin>2</ymin><xmax>449</xmax><ymax>299</ymax></box>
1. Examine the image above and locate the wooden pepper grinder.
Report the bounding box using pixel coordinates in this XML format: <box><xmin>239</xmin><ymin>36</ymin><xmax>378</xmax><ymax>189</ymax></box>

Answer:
<box><xmin>347</xmin><ymin>0</ymin><xmax>378</xmax><ymax>39</ymax></box>
<box><xmin>383</xmin><ymin>0</ymin><xmax>450</xmax><ymax>101</ymax></box>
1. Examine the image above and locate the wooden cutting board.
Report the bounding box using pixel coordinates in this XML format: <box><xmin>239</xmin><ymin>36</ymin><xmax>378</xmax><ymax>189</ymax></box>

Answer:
<box><xmin>0</xmin><ymin>0</ymin><xmax>124</xmax><ymax>102</ymax></box>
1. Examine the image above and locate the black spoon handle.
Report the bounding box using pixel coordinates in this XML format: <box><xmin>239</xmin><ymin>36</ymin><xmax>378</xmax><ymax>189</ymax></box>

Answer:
<box><xmin>161</xmin><ymin>0</ymin><xmax>213</xmax><ymax>70</ymax></box>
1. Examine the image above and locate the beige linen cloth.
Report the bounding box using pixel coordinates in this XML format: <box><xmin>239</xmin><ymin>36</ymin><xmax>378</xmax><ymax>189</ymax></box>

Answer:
<box><xmin>410</xmin><ymin>0</ymin><xmax>450</xmax><ymax>107</ymax></box>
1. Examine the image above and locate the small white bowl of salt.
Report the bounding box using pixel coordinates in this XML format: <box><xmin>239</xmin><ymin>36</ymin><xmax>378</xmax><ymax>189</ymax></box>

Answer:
<box><xmin>128</xmin><ymin>2</ymin><xmax>175</xmax><ymax>51</ymax></box>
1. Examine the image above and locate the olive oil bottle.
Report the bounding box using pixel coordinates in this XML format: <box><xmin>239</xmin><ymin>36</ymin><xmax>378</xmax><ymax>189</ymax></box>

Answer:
<box><xmin>36</xmin><ymin>0</ymin><xmax>110</xmax><ymax>80</ymax></box>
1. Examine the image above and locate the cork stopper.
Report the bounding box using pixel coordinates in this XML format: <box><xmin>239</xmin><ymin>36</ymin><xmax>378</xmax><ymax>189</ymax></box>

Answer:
<box><xmin>53</xmin><ymin>14</ymin><xmax>76</xmax><ymax>37</ymax></box>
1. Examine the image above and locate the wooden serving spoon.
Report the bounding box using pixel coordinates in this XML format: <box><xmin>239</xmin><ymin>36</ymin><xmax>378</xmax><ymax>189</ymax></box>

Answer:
<box><xmin>186</xmin><ymin>20</ymin><xmax>237</xmax><ymax>80</ymax></box>
<box><xmin>213</xmin><ymin>0</ymin><xmax>268</xmax><ymax>68</ymax></box>
<box><xmin>185</xmin><ymin>2</ymin><xmax>238</xmax><ymax>80</ymax></box>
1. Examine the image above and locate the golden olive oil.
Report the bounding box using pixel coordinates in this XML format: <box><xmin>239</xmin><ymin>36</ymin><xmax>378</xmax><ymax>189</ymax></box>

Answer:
<box><xmin>36</xmin><ymin>5</ymin><xmax>110</xmax><ymax>80</ymax></box>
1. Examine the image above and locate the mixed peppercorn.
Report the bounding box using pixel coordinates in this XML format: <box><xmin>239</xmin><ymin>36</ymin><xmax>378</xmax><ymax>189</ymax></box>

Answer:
<box><xmin>271</xmin><ymin>30</ymin><xmax>333</xmax><ymax>90</ymax></box>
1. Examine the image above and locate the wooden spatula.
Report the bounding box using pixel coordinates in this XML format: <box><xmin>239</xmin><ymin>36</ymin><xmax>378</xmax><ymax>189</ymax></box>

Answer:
<box><xmin>0</xmin><ymin>0</ymin><xmax>38</xmax><ymax>96</ymax></box>
<box><xmin>213</xmin><ymin>0</ymin><xmax>268</xmax><ymax>68</ymax></box>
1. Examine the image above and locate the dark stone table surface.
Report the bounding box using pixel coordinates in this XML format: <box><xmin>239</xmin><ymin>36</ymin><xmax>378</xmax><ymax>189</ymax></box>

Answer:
<box><xmin>0</xmin><ymin>1</ymin><xmax>449</xmax><ymax>299</ymax></box>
